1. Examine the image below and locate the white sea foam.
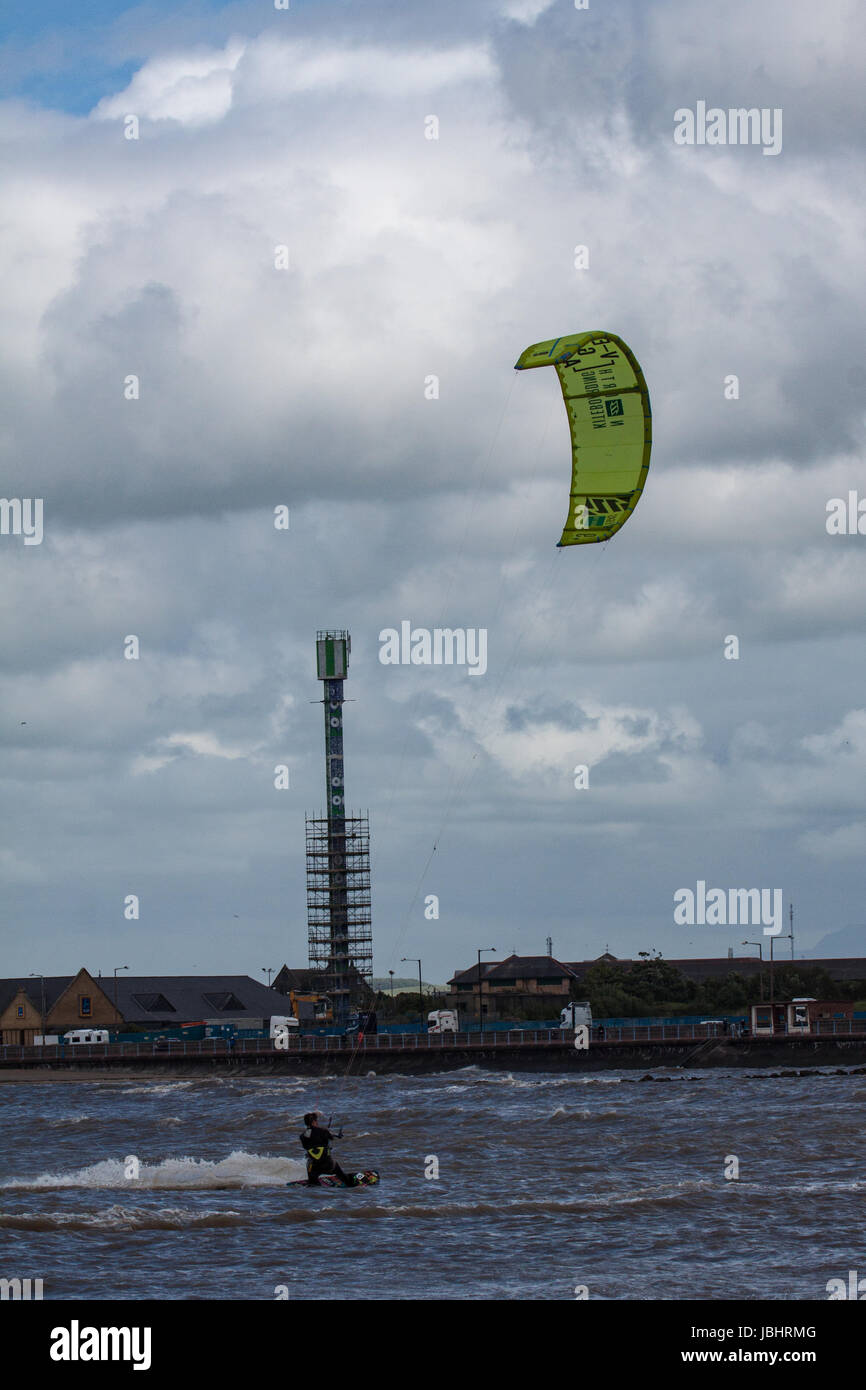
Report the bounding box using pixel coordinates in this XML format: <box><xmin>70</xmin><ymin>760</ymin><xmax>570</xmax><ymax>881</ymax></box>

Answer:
<box><xmin>0</xmin><ymin>1149</ymin><xmax>306</xmax><ymax>1191</ymax></box>
<box><xmin>0</xmin><ymin>1205</ymin><xmax>251</xmax><ymax>1232</ymax></box>
<box><xmin>119</xmin><ymin>1082</ymin><xmax>198</xmax><ymax>1097</ymax></box>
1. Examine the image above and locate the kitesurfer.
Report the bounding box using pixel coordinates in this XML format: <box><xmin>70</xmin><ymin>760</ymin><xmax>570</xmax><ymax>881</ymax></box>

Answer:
<box><xmin>300</xmin><ymin>1112</ymin><xmax>356</xmax><ymax>1187</ymax></box>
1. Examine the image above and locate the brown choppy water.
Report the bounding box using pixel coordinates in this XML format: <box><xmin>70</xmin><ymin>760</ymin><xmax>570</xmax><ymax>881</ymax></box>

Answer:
<box><xmin>0</xmin><ymin>1066</ymin><xmax>862</xmax><ymax>1300</ymax></box>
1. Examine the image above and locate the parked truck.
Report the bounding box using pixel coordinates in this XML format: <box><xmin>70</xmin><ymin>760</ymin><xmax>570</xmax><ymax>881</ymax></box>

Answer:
<box><xmin>559</xmin><ymin>1002</ymin><xmax>592</xmax><ymax>1030</ymax></box>
<box><xmin>269</xmin><ymin>1015</ymin><xmax>299</xmax><ymax>1038</ymax></box>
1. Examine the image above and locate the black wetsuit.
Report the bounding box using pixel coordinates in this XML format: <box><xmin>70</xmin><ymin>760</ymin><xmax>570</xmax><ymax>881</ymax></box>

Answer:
<box><xmin>300</xmin><ymin>1125</ymin><xmax>354</xmax><ymax>1186</ymax></box>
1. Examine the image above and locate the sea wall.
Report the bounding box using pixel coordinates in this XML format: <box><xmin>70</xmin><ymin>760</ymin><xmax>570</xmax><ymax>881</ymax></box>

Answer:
<box><xmin>4</xmin><ymin>1035</ymin><xmax>866</xmax><ymax>1077</ymax></box>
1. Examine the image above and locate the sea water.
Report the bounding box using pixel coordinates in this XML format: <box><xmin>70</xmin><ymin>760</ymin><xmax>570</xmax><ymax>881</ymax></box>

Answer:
<box><xmin>0</xmin><ymin>1067</ymin><xmax>861</xmax><ymax>1300</ymax></box>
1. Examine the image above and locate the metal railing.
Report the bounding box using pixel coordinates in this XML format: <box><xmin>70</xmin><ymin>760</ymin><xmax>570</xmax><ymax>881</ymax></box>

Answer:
<box><xmin>3</xmin><ymin>1019</ymin><xmax>866</xmax><ymax>1063</ymax></box>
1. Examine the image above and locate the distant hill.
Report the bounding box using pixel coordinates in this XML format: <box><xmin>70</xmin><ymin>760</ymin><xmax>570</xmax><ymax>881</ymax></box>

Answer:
<box><xmin>802</xmin><ymin>926</ymin><xmax>866</xmax><ymax>958</ymax></box>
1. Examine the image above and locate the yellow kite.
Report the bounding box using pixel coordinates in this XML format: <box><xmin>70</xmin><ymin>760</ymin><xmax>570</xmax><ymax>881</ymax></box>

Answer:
<box><xmin>515</xmin><ymin>331</ymin><xmax>652</xmax><ymax>545</ymax></box>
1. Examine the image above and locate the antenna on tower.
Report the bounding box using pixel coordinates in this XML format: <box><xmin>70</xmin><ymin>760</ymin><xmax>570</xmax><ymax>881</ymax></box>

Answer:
<box><xmin>546</xmin><ymin>936</ymin><xmax>553</xmax><ymax>958</ymax></box>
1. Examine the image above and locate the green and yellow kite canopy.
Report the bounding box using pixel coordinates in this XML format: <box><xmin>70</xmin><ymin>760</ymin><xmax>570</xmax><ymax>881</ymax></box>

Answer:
<box><xmin>515</xmin><ymin>331</ymin><xmax>652</xmax><ymax>546</ymax></box>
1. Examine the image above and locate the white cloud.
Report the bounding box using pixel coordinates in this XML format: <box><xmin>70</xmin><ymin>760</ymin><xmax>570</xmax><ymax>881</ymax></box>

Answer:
<box><xmin>132</xmin><ymin>731</ymin><xmax>255</xmax><ymax>776</ymax></box>
<box><xmin>499</xmin><ymin>0</ymin><xmax>558</xmax><ymax>26</ymax></box>
<box><xmin>91</xmin><ymin>36</ymin><xmax>495</xmax><ymax>129</ymax></box>
<box><xmin>93</xmin><ymin>39</ymin><xmax>245</xmax><ymax>126</ymax></box>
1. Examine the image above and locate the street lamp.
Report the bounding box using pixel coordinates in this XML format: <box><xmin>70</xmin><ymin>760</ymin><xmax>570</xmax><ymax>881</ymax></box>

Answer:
<box><xmin>113</xmin><ymin>966</ymin><xmax>129</xmax><ymax>1033</ymax></box>
<box><xmin>476</xmin><ymin>947</ymin><xmax>497</xmax><ymax>1034</ymax></box>
<box><xmin>28</xmin><ymin>973</ymin><xmax>46</xmax><ymax>1045</ymax></box>
<box><xmin>388</xmin><ymin>969</ymin><xmax>395</xmax><ymax>1006</ymax></box>
<box><xmin>774</xmin><ymin>932</ymin><xmax>795</xmax><ymax>1031</ymax></box>
<box><xmin>764</xmin><ymin>933</ymin><xmax>794</xmax><ymax>1031</ymax></box>
<box><xmin>742</xmin><ymin>941</ymin><xmax>764</xmax><ymax>1001</ymax></box>
<box><xmin>401</xmin><ymin>958</ymin><xmax>423</xmax><ymax>1020</ymax></box>
<box><xmin>262</xmin><ymin>967</ymin><xmax>274</xmax><ymax>986</ymax></box>
<box><xmin>757</xmin><ymin>932</ymin><xmax>790</xmax><ymax>1033</ymax></box>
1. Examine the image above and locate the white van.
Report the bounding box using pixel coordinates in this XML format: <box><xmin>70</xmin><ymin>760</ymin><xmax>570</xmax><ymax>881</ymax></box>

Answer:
<box><xmin>63</xmin><ymin>1029</ymin><xmax>110</xmax><ymax>1045</ymax></box>
<box><xmin>428</xmin><ymin>1010</ymin><xmax>459</xmax><ymax>1033</ymax></box>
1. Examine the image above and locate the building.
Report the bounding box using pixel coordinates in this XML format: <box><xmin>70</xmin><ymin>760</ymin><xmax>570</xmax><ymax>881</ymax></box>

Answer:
<box><xmin>0</xmin><ymin>969</ymin><xmax>122</xmax><ymax>1044</ymax></box>
<box><xmin>565</xmin><ymin>955</ymin><xmax>866</xmax><ymax>984</ymax></box>
<box><xmin>448</xmin><ymin>955</ymin><xmax>577</xmax><ymax>1020</ymax></box>
<box><xmin>271</xmin><ymin>965</ymin><xmax>327</xmax><ymax>997</ymax></box>
<box><xmin>446</xmin><ymin>950</ymin><xmax>866</xmax><ymax>1022</ymax></box>
<box><xmin>749</xmin><ymin>998</ymin><xmax>855</xmax><ymax>1037</ymax></box>
<box><xmin>0</xmin><ymin>968</ymin><xmax>287</xmax><ymax>1040</ymax></box>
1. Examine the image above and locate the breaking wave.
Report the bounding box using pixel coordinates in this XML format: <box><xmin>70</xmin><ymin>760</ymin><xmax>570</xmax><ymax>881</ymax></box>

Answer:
<box><xmin>0</xmin><ymin>1149</ymin><xmax>306</xmax><ymax>1191</ymax></box>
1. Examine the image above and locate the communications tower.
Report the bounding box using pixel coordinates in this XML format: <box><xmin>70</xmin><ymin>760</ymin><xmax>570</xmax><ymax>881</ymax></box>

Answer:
<box><xmin>306</xmin><ymin>631</ymin><xmax>372</xmax><ymax>1025</ymax></box>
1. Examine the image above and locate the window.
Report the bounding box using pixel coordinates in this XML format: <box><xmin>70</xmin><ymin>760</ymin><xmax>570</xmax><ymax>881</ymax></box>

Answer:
<box><xmin>203</xmin><ymin>992</ymin><xmax>245</xmax><ymax>1012</ymax></box>
<box><xmin>16</xmin><ymin>1005</ymin><xmax>23</xmax><ymax>1018</ymax></box>
<box><xmin>132</xmin><ymin>993</ymin><xmax>176</xmax><ymax>1013</ymax></box>
<box><xmin>79</xmin><ymin>996</ymin><xmax>92</xmax><ymax>1017</ymax></box>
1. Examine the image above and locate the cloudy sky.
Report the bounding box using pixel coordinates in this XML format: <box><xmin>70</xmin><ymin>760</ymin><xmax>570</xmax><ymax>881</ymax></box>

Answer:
<box><xmin>2</xmin><ymin>0</ymin><xmax>865</xmax><ymax>987</ymax></box>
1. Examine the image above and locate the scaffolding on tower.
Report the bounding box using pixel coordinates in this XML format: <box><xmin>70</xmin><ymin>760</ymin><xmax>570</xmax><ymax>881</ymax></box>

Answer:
<box><xmin>306</xmin><ymin>631</ymin><xmax>373</xmax><ymax>1025</ymax></box>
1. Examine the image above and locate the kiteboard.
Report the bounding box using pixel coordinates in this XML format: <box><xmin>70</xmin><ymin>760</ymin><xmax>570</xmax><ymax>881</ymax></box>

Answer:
<box><xmin>287</xmin><ymin>1170</ymin><xmax>379</xmax><ymax>1190</ymax></box>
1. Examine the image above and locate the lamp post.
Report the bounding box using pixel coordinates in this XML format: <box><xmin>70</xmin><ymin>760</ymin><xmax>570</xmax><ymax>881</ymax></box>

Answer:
<box><xmin>28</xmin><ymin>973</ymin><xmax>46</xmax><ymax>1045</ymax></box>
<box><xmin>388</xmin><ymin>970</ymin><xmax>395</xmax><ymax>1008</ymax></box>
<box><xmin>776</xmin><ymin>932</ymin><xmax>794</xmax><ymax>1031</ymax></box>
<box><xmin>262</xmin><ymin>967</ymin><xmax>273</xmax><ymax>986</ymax></box>
<box><xmin>402</xmin><ymin>958</ymin><xmax>423</xmax><ymax>1020</ymax></box>
<box><xmin>113</xmin><ymin>966</ymin><xmax>129</xmax><ymax>1034</ymax></box>
<box><xmin>476</xmin><ymin>947</ymin><xmax>497</xmax><ymax>1034</ymax></box>
<box><xmin>742</xmin><ymin>941</ymin><xmax>764</xmax><ymax>1001</ymax></box>
<box><xmin>766</xmin><ymin>933</ymin><xmax>795</xmax><ymax>1030</ymax></box>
